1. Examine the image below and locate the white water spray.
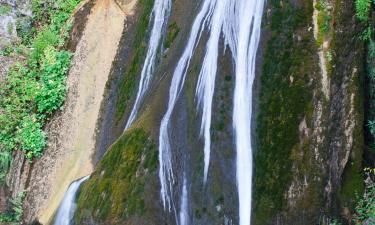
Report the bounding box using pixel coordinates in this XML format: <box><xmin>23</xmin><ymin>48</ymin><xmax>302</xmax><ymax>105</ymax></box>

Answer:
<box><xmin>125</xmin><ymin>0</ymin><xmax>171</xmax><ymax>129</ymax></box>
<box><xmin>54</xmin><ymin>176</ymin><xmax>89</xmax><ymax>225</ymax></box>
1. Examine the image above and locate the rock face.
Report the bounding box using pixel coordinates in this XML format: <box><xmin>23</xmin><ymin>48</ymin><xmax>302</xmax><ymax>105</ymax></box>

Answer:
<box><xmin>3</xmin><ymin>0</ymin><xmax>366</xmax><ymax>224</ymax></box>
<box><xmin>0</xmin><ymin>0</ymin><xmax>32</xmax><ymax>49</ymax></box>
<box><xmin>76</xmin><ymin>0</ymin><xmax>239</xmax><ymax>223</ymax></box>
<box><xmin>253</xmin><ymin>0</ymin><xmax>364</xmax><ymax>224</ymax></box>
<box><xmin>74</xmin><ymin>0</ymin><xmax>365</xmax><ymax>224</ymax></box>
<box><xmin>0</xmin><ymin>0</ymin><xmax>31</xmax><ymax>81</ymax></box>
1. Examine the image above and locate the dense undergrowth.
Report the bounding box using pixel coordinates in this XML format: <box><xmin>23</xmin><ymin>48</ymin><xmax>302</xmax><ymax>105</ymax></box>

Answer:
<box><xmin>0</xmin><ymin>0</ymin><xmax>81</xmax><ymax>175</ymax></box>
<box><xmin>0</xmin><ymin>0</ymin><xmax>81</xmax><ymax>222</ymax></box>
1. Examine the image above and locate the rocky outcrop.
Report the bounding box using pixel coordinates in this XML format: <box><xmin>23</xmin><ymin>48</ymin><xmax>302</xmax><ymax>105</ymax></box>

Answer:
<box><xmin>0</xmin><ymin>0</ymin><xmax>32</xmax><ymax>49</ymax></box>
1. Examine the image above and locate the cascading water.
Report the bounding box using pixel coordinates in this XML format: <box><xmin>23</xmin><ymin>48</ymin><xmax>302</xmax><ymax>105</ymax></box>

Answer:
<box><xmin>179</xmin><ymin>175</ymin><xmax>188</xmax><ymax>225</ymax></box>
<box><xmin>158</xmin><ymin>0</ymin><xmax>264</xmax><ymax>224</ymax></box>
<box><xmin>232</xmin><ymin>0</ymin><xmax>264</xmax><ymax>224</ymax></box>
<box><xmin>125</xmin><ymin>0</ymin><xmax>171</xmax><ymax>129</ymax></box>
<box><xmin>53</xmin><ymin>176</ymin><xmax>89</xmax><ymax>225</ymax></box>
<box><xmin>158</xmin><ymin>0</ymin><xmax>215</xmax><ymax>211</ymax></box>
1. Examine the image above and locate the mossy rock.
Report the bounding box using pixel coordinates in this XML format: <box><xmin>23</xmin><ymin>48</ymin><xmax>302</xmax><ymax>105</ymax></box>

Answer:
<box><xmin>75</xmin><ymin>128</ymin><xmax>158</xmax><ymax>224</ymax></box>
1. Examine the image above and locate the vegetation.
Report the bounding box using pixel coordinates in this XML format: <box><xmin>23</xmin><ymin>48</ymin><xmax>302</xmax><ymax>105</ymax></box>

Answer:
<box><xmin>164</xmin><ymin>22</ymin><xmax>180</xmax><ymax>49</ymax></box>
<box><xmin>75</xmin><ymin>129</ymin><xmax>158</xmax><ymax>224</ymax></box>
<box><xmin>0</xmin><ymin>0</ymin><xmax>81</xmax><ymax>181</ymax></box>
<box><xmin>0</xmin><ymin>4</ymin><xmax>12</xmax><ymax>16</ymax></box>
<box><xmin>254</xmin><ymin>1</ymin><xmax>316</xmax><ymax>223</ymax></box>
<box><xmin>352</xmin><ymin>168</ymin><xmax>375</xmax><ymax>224</ymax></box>
<box><xmin>0</xmin><ymin>191</ymin><xmax>25</xmax><ymax>223</ymax></box>
<box><xmin>360</xmin><ymin>0</ymin><xmax>375</xmax><ymax>152</ymax></box>
<box><xmin>355</xmin><ymin>0</ymin><xmax>372</xmax><ymax>22</ymax></box>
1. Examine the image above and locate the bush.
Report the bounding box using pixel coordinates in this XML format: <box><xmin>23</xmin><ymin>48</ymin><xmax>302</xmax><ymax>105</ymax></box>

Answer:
<box><xmin>36</xmin><ymin>47</ymin><xmax>71</xmax><ymax>114</ymax></box>
<box><xmin>30</xmin><ymin>28</ymin><xmax>59</xmax><ymax>64</ymax></box>
<box><xmin>0</xmin><ymin>0</ymin><xmax>82</xmax><ymax>181</ymax></box>
<box><xmin>15</xmin><ymin>115</ymin><xmax>46</xmax><ymax>159</ymax></box>
<box><xmin>355</xmin><ymin>0</ymin><xmax>371</xmax><ymax>21</ymax></box>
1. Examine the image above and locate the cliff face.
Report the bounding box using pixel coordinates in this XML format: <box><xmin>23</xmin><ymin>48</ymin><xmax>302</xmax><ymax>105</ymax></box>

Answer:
<box><xmin>74</xmin><ymin>0</ymin><xmax>366</xmax><ymax>224</ymax></box>
<box><xmin>2</xmin><ymin>0</ymin><xmax>366</xmax><ymax>224</ymax></box>
<box><xmin>253</xmin><ymin>0</ymin><xmax>364</xmax><ymax>224</ymax></box>
<box><xmin>76</xmin><ymin>0</ymin><xmax>240</xmax><ymax>223</ymax></box>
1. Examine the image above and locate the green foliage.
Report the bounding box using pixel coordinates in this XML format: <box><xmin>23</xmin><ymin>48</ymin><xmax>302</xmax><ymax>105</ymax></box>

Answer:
<box><xmin>316</xmin><ymin>0</ymin><xmax>332</xmax><ymax>34</ymax></box>
<box><xmin>36</xmin><ymin>47</ymin><xmax>71</xmax><ymax>114</ymax></box>
<box><xmin>0</xmin><ymin>191</ymin><xmax>25</xmax><ymax>223</ymax></box>
<box><xmin>353</xmin><ymin>169</ymin><xmax>375</xmax><ymax>224</ymax></box>
<box><xmin>30</xmin><ymin>29</ymin><xmax>59</xmax><ymax>63</ymax></box>
<box><xmin>16</xmin><ymin>115</ymin><xmax>46</xmax><ymax>159</ymax></box>
<box><xmin>355</xmin><ymin>0</ymin><xmax>371</xmax><ymax>22</ymax></box>
<box><xmin>0</xmin><ymin>0</ymin><xmax>81</xmax><ymax>181</ymax></box>
<box><xmin>361</xmin><ymin>26</ymin><xmax>373</xmax><ymax>41</ymax></box>
<box><xmin>368</xmin><ymin>120</ymin><xmax>375</xmax><ymax>137</ymax></box>
<box><xmin>0</xmin><ymin>5</ymin><xmax>12</xmax><ymax>15</ymax></box>
<box><xmin>0</xmin><ymin>151</ymin><xmax>11</xmax><ymax>181</ymax></box>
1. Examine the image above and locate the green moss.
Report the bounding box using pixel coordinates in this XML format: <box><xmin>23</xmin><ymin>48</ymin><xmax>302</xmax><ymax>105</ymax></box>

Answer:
<box><xmin>75</xmin><ymin>128</ymin><xmax>157</xmax><ymax>224</ymax></box>
<box><xmin>340</xmin><ymin>158</ymin><xmax>364</xmax><ymax>206</ymax></box>
<box><xmin>254</xmin><ymin>1</ymin><xmax>315</xmax><ymax>223</ymax></box>
<box><xmin>114</xmin><ymin>0</ymin><xmax>154</xmax><ymax>122</ymax></box>
<box><xmin>340</xmin><ymin>69</ymin><xmax>365</xmax><ymax>208</ymax></box>
<box><xmin>164</xmin><ymin>21</ymin><xmax>180</xmax><ymax>49</ymax></box>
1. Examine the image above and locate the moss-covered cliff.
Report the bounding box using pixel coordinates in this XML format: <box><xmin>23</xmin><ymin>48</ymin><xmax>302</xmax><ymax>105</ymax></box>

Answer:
<box><xmin>253</xmin><ymin>0</ymin><xmax>365</xmax><ymax>224</ymax></box>
<box><xmin>75</xmin><ymin>128</ymin><xmax>159</xmax><ymax>224</ymax></box>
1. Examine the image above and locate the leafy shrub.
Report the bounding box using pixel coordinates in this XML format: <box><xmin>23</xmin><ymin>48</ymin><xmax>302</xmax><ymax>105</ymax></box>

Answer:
<box><xmin>0</xmin><ymin>151</ymin><xmax>11</xmax><ymax>181</ymax></box>
<box><xmin>0</xmin><ymin>0</ymin><xmax>82</xmax><ymax>181</ymax></box>
<box><xmin>30</xmin><ymin>28</ymin><xmax>59</xmax><ymax>64</ymax></box>
<box><xmin>356</xmin><ymin>0</ymin><xmax>371</xmax><ymax>21</ymax></box>
<box><xmin>15</xmin><ymin>115</ymin><xmax>46</xmax><ymax>159</ymax></box>
<box><xmin>36</xmin><ymin>47</ymin><xmax>71</xmax><ymax>114</ymax></box>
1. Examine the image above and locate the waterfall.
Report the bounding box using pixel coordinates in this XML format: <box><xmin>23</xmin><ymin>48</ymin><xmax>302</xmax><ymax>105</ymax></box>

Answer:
<box><xmin>232</xmin><ymin>0</ymin><xmax>264</xmax><ymax>224</ymax></box>
<box><xmin>53</xmin><ymin>176</ymin><xmax>89</xmax><ymax>225</ymax></box>
<box><xmin>158</xmin><ymin>0</ymin><xmax>264</xmax><ymax>224</ymax></box>
<box><xmin>158</xmin><ymin>0</ymin><xmax>215</xmax><ymax>211</ymax></box>
<box><xmin>179</xmin><ymin>175</ymin><xmax>188</xmax><ymax>225</ymax></box>
<box><xmin>195</xmin><ymin>0</ymin><xmax>227</xmax><ymax>183</ymax></box>
<box><xmin>125</xmin><ymin>0</ymin><xmax>172</xmax><ymax>129</ymax></box>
